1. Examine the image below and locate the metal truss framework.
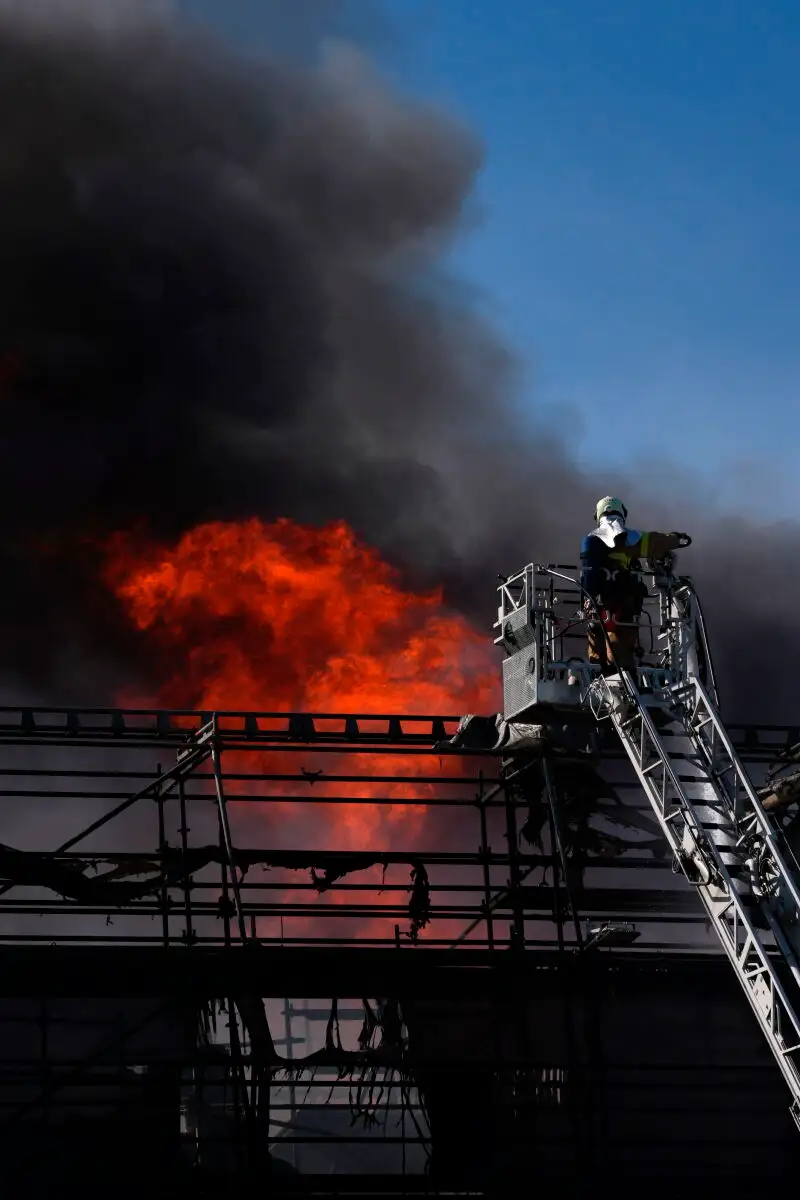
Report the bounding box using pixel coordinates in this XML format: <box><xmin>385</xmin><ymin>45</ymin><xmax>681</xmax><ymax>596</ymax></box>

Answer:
<box><xmin>599</xmin><ymin>674</ymin><xmax>800</xmax><ymax>1124</ymax></box>
<box><xmin>0</xmin><ymin>705</ymin><xmax>794</xmax><ymax>1191</ymax></box>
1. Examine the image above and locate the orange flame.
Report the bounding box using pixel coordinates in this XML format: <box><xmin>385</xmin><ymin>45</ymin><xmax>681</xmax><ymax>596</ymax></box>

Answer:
<box><xmin>104</xmin><ymin>517</ymin><xmax>498</xmax><ymax>718</ymax></box>
<box><xmin>103</xmin><ymin>518</ymin><xmax>500</xmax><ymax>939</ymax></box>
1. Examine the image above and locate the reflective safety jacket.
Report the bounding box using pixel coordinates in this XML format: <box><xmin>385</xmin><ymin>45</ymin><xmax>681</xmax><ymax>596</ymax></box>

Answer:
<box><xmin>580</xmin><ymin>518</ymin><xmax>682</xmax><ymax>615</ymax></box>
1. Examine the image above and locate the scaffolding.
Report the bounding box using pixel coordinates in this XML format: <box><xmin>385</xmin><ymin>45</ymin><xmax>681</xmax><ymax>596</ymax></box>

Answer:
<box><xmin>0</xmin><ymin>704</ymin><xmax>797</xmax><ymax>1192</ymax></box>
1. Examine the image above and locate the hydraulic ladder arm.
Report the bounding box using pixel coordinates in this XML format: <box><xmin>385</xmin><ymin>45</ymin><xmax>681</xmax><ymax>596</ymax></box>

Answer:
<box><xmin>592</xmin><ymin>659</ymin><xmax>800</xmax><ymax>1126</ymax></box>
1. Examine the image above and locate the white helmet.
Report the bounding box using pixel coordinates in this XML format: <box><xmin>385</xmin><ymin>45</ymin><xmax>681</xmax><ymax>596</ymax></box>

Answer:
<box><xmin>595</xmin><ymin>496</ymin><xmax>627</xmax><ymax>523</ymax></box>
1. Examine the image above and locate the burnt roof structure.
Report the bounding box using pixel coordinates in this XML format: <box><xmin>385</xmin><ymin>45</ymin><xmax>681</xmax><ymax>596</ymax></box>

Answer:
<box><xmin>0</xmin><ymin>704</ymin><xmax>796</xmax><ymax>1194</ymax></box>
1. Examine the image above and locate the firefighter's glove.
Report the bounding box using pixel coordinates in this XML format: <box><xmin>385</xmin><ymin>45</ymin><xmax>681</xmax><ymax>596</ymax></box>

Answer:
<box><xmin>670</xmin><ymin>532</ymin><xmax>692</xmax><ymax>548</ymax></box>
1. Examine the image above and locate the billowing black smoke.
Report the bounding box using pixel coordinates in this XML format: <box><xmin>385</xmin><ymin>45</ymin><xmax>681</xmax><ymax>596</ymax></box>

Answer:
<box><xmin>0</xmin><ymin>1</ymin><xmax>794</xmax><ymax>722</ymax></box>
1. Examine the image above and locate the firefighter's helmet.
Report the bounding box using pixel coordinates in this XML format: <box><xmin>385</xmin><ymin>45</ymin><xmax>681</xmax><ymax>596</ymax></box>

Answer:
<box><xmin>595</xmin><ymin>496</ymin><xmax>627</xmax><ymax>523</ymax></box>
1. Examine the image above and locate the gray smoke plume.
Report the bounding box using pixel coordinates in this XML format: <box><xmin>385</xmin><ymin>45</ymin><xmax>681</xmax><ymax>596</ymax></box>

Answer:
<box><xmin>0</xmin><ymin>0</ymin><xmax>793</xmax><ymax>724</ymax></box>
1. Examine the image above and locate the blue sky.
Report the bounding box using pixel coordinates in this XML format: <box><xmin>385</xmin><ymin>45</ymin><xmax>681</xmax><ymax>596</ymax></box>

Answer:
<box><xmin>180</xmin><ymin>1</ymin><xmax>800</xmax><ymax>518</ymax></box>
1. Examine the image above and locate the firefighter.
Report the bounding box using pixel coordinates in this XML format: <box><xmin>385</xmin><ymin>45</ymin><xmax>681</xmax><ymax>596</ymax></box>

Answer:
<box><xmin>581</xmin><ymin>497</ymin><xmax>690</xmax><ymax>674</ymax></box>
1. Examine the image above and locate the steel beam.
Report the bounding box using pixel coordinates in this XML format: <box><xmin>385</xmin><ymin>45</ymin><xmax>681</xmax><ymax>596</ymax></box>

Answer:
<box><xmin>0</xmin><ymin>944</ymin><xmax>759</xmax><ymax>999</ymax></box>
<box><xmin>0</xmin><ymin>704</ymin><xmax>788</xmax><ymax>758</ymax></box>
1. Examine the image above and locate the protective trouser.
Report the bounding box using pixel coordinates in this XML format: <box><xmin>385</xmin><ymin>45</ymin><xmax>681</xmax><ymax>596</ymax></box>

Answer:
<box><xmin>587</xmin><ymin>615</ymin><xmax>639</xmax><ymax>673</ymax></box>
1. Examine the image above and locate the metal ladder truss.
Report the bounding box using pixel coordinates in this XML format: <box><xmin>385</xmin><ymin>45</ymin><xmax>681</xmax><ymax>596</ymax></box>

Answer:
<box><xmin>683</xmin><ymin>676</ymin><xmax>800</xmax><ymax>916</ymax></box>
<box><xmin>593</xmin><ymin>671</ymin><xmax>800</xmax><ymax>1122</ymax></box>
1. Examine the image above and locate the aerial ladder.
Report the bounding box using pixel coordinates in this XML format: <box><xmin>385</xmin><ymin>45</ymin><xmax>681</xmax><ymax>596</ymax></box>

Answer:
<box><xmin>494</xmin><ymin>557</ymin><xmax>800</xmax><ymax>1128</ymax></box>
